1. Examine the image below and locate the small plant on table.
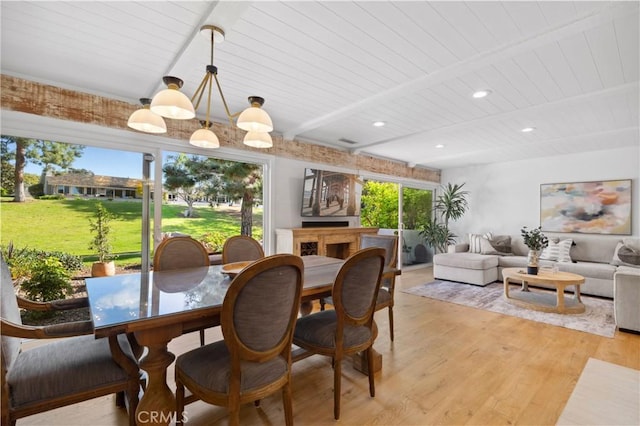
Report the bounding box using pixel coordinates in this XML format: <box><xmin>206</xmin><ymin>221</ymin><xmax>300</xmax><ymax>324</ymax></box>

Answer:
<box><xmin>520</xmin><ymin>226</ymin><xmax>549</xmax><ymax>275</ymax></box>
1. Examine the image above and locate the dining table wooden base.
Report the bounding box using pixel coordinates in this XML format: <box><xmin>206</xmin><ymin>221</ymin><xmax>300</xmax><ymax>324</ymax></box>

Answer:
<box><xmin>351</xmin><ymin>349</ymin><xmax>383</xmax><ymax>375</ymax></box>
<box><xmin>134</xmin><ymin>324</ymin><xmax>182</xmax><ymax>425</ymax></box>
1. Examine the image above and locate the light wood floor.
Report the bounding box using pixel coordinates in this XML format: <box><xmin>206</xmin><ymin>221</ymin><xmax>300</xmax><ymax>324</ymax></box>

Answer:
<box><xmin>20</xmin><ymin>266</ymin><xmax>640</xmax><ymax>425</ymax></box>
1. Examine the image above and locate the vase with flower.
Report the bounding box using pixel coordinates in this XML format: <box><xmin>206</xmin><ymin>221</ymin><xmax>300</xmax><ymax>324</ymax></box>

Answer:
<box><xmin>520</xmin><ymin>226</ymin><xmax>549</xmax><ymax>275</ymax></box>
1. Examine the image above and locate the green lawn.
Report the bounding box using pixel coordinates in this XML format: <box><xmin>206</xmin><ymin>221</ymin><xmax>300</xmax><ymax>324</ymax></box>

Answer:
<box><xmin>1</xmin><ymin>198</ymin><xmax>262</xmax><ymax>264</ymax></box>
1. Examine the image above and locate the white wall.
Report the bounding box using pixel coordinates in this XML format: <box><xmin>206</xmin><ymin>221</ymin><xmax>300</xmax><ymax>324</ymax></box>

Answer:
<box><xmin>268</xmin><ymin>157</ymin><xmax>363</xmax><ymax>253</ymax></box>
<box><xmin>441</xmin><ymin>146</ymin><xmax>640</xmax><ymax>242</ymax></box>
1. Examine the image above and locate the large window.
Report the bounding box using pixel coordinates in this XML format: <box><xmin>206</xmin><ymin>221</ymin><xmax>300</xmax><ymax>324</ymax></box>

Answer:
<box><xmin>0</xmin><ymin>139</ymin><xmax>145</xmax><ymax>263</ymax></box>
<box><xmin>1</xmin><ymin>136</ymin><xmax>268</xmax><ymax>267</ymax></box>
<box><xmin>158</xmin><ymin>151</ymin><xmax>264</xmax><ymax>255</ymax></box>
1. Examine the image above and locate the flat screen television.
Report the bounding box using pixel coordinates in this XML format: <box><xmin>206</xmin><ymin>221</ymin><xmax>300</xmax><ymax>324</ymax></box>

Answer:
<box><xmin>301</xmin><ymin>168</ymin><xmax>360</xmax><ymax>217</ymax></box>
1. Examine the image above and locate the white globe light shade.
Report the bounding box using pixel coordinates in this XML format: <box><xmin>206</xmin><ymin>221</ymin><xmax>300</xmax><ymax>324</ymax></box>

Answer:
<box><xmin>127</xmin><ymin>108</ymin><xmax>167</xmax><ymax>134</ymax></box>
<box><xmin>243</xmin><ymin>131</ymin><xmax>273</xmax><ymax>148</ymax></box>
<box><xmin>150</xmin><ymin>88</ymin><xmax>195</xmax><ymax>119</ymax></box>
<box><xmin>237</xmin><ymin>106</ymin><xmax>273</xmax><ymax>133</ymax></box>
<box><xmin>189</xmin><ymin>128</ymin><xmax>220</xmax><ymax>148</ymax></box>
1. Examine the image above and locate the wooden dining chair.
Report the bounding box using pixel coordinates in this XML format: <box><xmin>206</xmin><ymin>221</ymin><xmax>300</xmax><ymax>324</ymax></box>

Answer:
<box><xmin>153</xmin><ymin>236</ymin><xmax>212</xmax><ymax>345</ymax></box>
<box><xmin>221</xmin><ymin>235</ymin><xmax>265</xmax><ymax>264</ymax></box>
<box><xmin>0</xmin><ymin>255</ymin><xmax>141</xmax><ymax>426</ymax></box>
<box><xmin>153</xmin><ymin>235</ymin><xmax>210</xmax><ymax>270</ymax></box>
<box><xmin>174</xmin><ymin>254</ymin><xmax>303</xmax><ymax>426</ymax></box>
<box><xmin>320</xmin><ymin>234</ymin><xmax>399</xmax><ymax>341</ymax></box>
<box><xmin>293</xmin><ymin>247</ymin><xmax>385</xmax><ymax>420</ymax></box>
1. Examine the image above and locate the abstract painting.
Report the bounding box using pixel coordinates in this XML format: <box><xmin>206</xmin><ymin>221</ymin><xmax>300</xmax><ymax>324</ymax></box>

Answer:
<box><xmin>540</xmin><ymin>179</ymin><xmax>632</xmax><ymax>234</ymax></box>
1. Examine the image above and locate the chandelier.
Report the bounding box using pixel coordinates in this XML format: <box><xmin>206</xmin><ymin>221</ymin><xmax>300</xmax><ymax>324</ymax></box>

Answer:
<box><xmin>127</xmin><ymin>98</ymin><xmax>167</xmax><ymax>134</ymax></box>
<box><xmin>128</xmin><ymin>25</ymin><xmax>274</xmax><ymax>149</ymax></box>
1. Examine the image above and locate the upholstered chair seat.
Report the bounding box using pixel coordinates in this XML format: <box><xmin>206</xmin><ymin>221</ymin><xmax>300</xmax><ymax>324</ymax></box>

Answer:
<box><xmin>176</xmin><ymin>341</ymin><xmax>289</xmax><ymax>394</ymax></box>
<box><xmin>294</xmin><ymin>310</ymin><xmax>377</xmax><ymax>349</ymax></box>
<box><xmin>1</xmin><ymin>255</ymin><xmax>140</xmax><ymax>426</ymax></box>
<box><xmin>7</xmin><ymin>334</ymin><xmax>136</xmax><ymax>410</ymax></box>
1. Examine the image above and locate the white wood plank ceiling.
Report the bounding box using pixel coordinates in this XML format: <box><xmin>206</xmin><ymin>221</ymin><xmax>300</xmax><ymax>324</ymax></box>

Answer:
<box><xmin>1</xmin><ymin>1</ymin><xmax>638</xmax><ymax>171</ymax></box>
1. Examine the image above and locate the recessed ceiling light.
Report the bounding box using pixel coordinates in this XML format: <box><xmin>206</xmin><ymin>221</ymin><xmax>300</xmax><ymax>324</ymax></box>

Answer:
<box><xmin>472</xmin><ymin>89</ymin><xmax>491</xmax><ymax>99</ymax></box>
<box><xmin>372</xmin><ymin>121</ymin><xmax>386</xmax><ymax>127</ymax></box>
<box><xmin>521</xmin><ymin>127</ymin><xmax>535</xmax><ymax>133</ymax></box>
<box><xmin>435</xmin><ymin>144</ymin><xmax>444</xmax><ymax>148</ymax></box>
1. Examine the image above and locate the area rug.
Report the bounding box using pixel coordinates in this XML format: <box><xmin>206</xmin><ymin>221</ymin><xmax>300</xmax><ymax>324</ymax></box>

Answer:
<box><xmin>557</xmin><ymin>358</ymin><xmax>639</xmax><ymax>425</ymax></box>
<box><xmin>402</xmin><ymin>281</ymin><xmax>616</xmax><ymax>338</ymax></box>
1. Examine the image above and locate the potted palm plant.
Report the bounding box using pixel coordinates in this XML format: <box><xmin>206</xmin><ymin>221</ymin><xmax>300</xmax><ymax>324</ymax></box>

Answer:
<box><xmin>89</xmin><ymin>202</ymin><xmax>116</xmax><ymax>277</ymax></box>
<box><xmin>420</xmin><ymin>183</ymin><xmax>469</xmax><ymax>253</ymax></box>
<box><xmin>520</xmin><ymin>226</ymin><xmax>549</xmax><ymax>275</ymax></box>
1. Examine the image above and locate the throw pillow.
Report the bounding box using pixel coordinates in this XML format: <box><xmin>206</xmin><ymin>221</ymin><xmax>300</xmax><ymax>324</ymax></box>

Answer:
<box><xmin>469</xmin><ymin>232</ymin><xmax>493</xmax><ymax>253</ymax></box>
<box><xmin>540</xmin><ymin>240</ymin><xmax>560</xmax><ymax>260</ymax></box>
<box><xmin>487</xmin><ymin>235</ymin><xmax>512</xmax><ymax>254</ymax></box>
<box><xmin>622</xmin><ymin>237</ymin><xmax>640</xmax><ymax>252</ymax></box>
<box><xmin>611</xmin><ymin>242</ymin><xmax>624</xmax><ymax>266</ymax></box>
<box><xmin>540</xmin><ymin>239</ymin><xmax>572</xmax><ymax>262</ymax></box>
<box><xmin>612</xmin><ymin>241</ymin><xmax>640</xmax><ymax>267</ymax></box>
<box><xmin>479</xmin><ymin>238</ymin><xmax>501</xmax><ymax>255</ymax></box>
<box><xmin>556</xmin><ymin>239</ymin><xmax>573</xmax><ymax>263</ymax></box>
<box><xmin>618</xmin><ymin>245</ymin><xmax>640</xmax><ymax>266</ymax></box>
<box><xmin>468</xmin><ymin>232</ymin><xmax>492</xmax><ymax>253</ymax></box>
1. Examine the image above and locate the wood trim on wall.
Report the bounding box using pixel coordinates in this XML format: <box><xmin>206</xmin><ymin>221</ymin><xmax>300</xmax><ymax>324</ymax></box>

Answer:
<box><xmin>1</xmin><ymin>75</ymin><xmax>440</xmax><ymax>184</ymax></box>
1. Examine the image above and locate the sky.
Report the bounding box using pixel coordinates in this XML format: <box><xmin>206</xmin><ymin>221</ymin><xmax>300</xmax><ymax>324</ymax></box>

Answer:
<box><xmin>22</xmin><ymin>146</ymin><xmax>174</xmax><ymax>179</ymax></box>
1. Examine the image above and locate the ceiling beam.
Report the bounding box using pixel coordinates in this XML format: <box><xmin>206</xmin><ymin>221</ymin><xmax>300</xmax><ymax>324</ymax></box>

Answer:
<box><xmin>0</xmin><ymin>74</ymin><xmax>440</xmax><ymax>183</ymax></box>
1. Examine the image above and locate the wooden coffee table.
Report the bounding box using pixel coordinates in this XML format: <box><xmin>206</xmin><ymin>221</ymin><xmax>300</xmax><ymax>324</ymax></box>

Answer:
<box><xmin>502</xmin><ymin>267</ymin><xmax>586</xmax><ymax>314</ymax></box>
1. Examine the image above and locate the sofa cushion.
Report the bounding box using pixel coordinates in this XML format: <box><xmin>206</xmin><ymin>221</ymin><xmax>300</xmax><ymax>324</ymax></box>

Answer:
<box><xmin>549</xmin><ymin>234</ymin><xmax>620</xmax><ymax>264</ymax></box>
<box><xmin>434</xmin><ymin>252</ymin><xmax>498</xmax><ymax>270</ymax></box>
<box><xmin>559</xmin><ymin>261</ymin><xmax>617</xmax><ymax>281</ymax></box>
<box><xmin>498</xmin><ymin>256</ymin><xmax>528</xmax><ymax>269</ymax></box>
<box><xmin>616</xmin><ymin>265</ymin><xmax>640</xmax><ymax>276</ymax></box>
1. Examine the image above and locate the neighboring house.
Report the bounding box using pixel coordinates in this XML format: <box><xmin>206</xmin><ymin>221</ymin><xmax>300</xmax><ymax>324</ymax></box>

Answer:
<box><xmin>44</xmin><ymin>173</ymin><xmax>146</xmax><ymax>199</ymax></box>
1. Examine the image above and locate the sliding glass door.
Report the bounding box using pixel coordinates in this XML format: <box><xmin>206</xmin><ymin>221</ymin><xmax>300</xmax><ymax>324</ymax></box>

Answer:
<box><xmin>360</xmin><ymin>177</ymin><xmax>435</xmax><ymax>270</ymax></box>
<box><xmin>400</xmin><ymin>186</ymin><xmax>434</xmax><ymax>267</ymax></box>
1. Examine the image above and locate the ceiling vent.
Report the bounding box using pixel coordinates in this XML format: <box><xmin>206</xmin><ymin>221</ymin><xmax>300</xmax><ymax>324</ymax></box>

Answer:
<box><xmin>338</xmin><ymin>138</ymin><xmax>358</xmax><ymax>145</ymax></box>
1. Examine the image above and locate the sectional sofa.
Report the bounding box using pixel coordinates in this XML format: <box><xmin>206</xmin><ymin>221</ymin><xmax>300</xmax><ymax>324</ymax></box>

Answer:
<box><xmin>433</xmin><ymin>233</ymin><xmax>640</xmax><ymax>331</ymax></box>
<box><xmin>433</xmin><ymin>233</ymin><xmax>639</xmax><ymax>297</ymax></box>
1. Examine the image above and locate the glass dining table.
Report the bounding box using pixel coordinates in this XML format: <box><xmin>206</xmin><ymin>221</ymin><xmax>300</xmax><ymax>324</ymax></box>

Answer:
<box><xmin>85</xmin><ymin>255</ymin><xmax>345</xmax><ymax>425</ymax></box>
